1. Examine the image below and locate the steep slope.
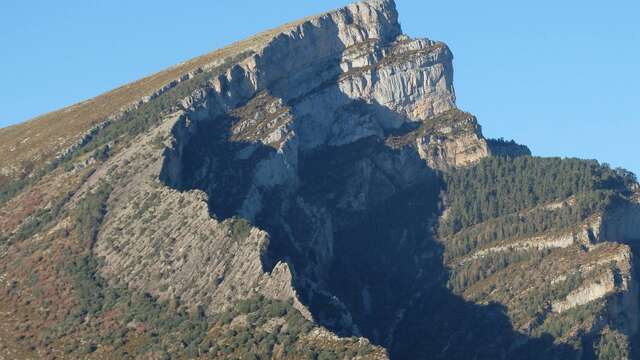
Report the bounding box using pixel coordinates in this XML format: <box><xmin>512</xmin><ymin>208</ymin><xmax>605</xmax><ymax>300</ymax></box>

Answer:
<box><xmin>0</xmin><ymin>16</ymin><xmax>300</xmax><ymax>184</ymax></box>
<box><xmin>1</xmin><ymin>0</ymin><xmax>639</xmax><ymax>359</ymax></box>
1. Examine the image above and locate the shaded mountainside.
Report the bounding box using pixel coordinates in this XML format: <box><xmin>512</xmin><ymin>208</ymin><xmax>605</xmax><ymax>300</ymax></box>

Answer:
<box><xmin>1</xmin><ymin>0</ymin><xmax>639</xmax><ymax>359</ymax></box>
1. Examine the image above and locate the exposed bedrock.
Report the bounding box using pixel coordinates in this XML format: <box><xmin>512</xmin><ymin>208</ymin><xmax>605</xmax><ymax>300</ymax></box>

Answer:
<box><xmin>152</xmin><ymin>2</ymin><xmax>580</xmax><ymax>358</ymax></box>
<box><xmin>93</xmin><ymin>0</ymin><xmax>640</xmax><ymax>358</ymax></box>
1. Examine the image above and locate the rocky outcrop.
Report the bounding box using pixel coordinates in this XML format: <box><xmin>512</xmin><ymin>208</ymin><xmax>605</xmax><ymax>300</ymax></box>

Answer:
<box><xmin>552</xmin><ymin>272</ymin><xmax>618</xmax><ymax>314</ymax></box>
<box><xmin>550</xmin><ymin>244</ymin><xmax>638</xmax><ymax>335</ymax></box>
<box><xmin>82</xmin><ymin>113</ymin><xmax>303</xmax><ymax>317</ymax></box>
<box><xmin>93</xmin><ymin>2</ymin><xmax>640</xmax><ymax>356</ymax></box>
<box><xmin>81</xmin><ymin>2</ymin><xmax>640</xmax><ymax>357</ymax></box>
<box><xmin>7</xmin><ymin>0</ymin><xmax>640</xmax><ymax>359</ymax></box>
<box><xmin>161</xmin><ymin>0</ymin><xmax>457</xmax><ymax>174</ymax></box>
<box><xmin>92</xmin><ymin>0</ymin><xmax>459</xmax><ymax>339</ymax></box>
<box><xmin>459</xmin><ymin>232</ymin><xmax>575</xmax><ymax>265</ymax></box>
<box><xmin>385</xmin><ymin>109</ymin><xmax>491</xmax><ymax>170</ymax></box>
<box><xmin>415</xmin><ymin>112</ymin><xmax>489</xmax><ymax>170</ymax></box>
<box><xmin>139</xmin><ymin>0</ymin><xmax>468</xmax><ymax>346</ymax></box>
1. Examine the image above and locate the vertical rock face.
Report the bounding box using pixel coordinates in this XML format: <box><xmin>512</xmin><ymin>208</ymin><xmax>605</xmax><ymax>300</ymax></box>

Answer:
<box><xmin>93</xmin><ymin>0</ymin><xmax>462</xmax><ymax>336</ymax></box>
<box><xmin>384</xmin><ymin>109</ymin><xmax>501</xmax><ymax>171</ymax></box>
<box><xmin>162</xmin><ymin>0</ymin><xmax>456</xmax><ymax>159</ymax></box>
<box><xmin>4</xmin><ymin>0</ymin><xmax>640</xmax><ymax>359</ymax></box>
<box><xmin>414</xmin><ymin>111</ymin><xmax>490</xmax><ymax>170</ymax></box>
<box><xmin>89</xmin><ymin>1</ymin><xmax>640</xmax><ymax>357</ymax></box>
<box><xmin>148</xmin><ymin>0</ymin><xmax>482</xmax><ymax>348</ymax></box>
<box><xmin>159</xmin><ymin>0</ymin><xmax>464</xmax><ymax>236</ymax></box>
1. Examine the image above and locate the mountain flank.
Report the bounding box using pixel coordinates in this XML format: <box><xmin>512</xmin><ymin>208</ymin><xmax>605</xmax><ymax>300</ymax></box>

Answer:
<box><xmin>1</xmin><ymin>0</ymin><xmax>639</xmax><ymax>359</ymax></box>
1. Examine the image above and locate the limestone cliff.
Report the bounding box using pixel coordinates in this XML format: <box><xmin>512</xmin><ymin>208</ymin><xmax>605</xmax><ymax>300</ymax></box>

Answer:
<box><xmin>1</xmin><ymin>0</ymin><xmax>639</xmax><ymax>359</ymax></box>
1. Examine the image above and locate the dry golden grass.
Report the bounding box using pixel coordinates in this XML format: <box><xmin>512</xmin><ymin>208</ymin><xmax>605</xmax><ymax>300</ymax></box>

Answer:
<box><xmin>0</xmin><ymin>18</ymin><xmax>307</xmax><ymax>180</ymax></box>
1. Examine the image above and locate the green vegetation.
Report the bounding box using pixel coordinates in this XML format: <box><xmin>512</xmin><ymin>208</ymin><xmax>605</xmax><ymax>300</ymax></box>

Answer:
<box><xmin>443</xmin><ymin>190</ymin><xmax>619</xmax><ymax>261</ymax></box>
<box><xmin>487</xmin><ymin>137</ymin><xmax>520</xmax><ymax>147</ymax></box>
<box><xmin>0</xmin><ymin>175</ymin><xmax>31</xmax><ymax>206</ymax></box>
<box><xmin>441</xmin><ymin>156</ymin><xmax>633</xmax><ymax>237</ymax></box>
<box><xmin>119</xmin><ymin>293</ymin><xmax>211</xmax><ymax>357</ymax></box>
<box><xmin>69</xmin><ymin>51</ymin><xmax>253</xmax><ymax>160</ymax></box>
<box><xmin>53</xmin><ymin>186</ymin><xmax>371</xmax><ymax>358</ymax></box>
<box><xmin>93</xmin><ymin>144</ymin><xmax>111</xmax><ymax>162</ymax></box>
<box><xmin>68</xmin><ymin>71</ymin><xmax>213</xmax><ymax>159</ymax></box>
<box><xmin>204</xmin><ymin>295</ymin><xmax>377</xmax><ymax>360</ymax></box>
<box><xmin>595</xmin><ymin>328</ymin><xmax>631</xmax><ymax>360</ymax></box>
<box><xmin>62</xmin><ymin>183</ymin><xmax>118</xmax><ymax>319</ymax></box>
<box><xmin>54</xmin><ymin>283</ymin><xmax>375</xmax><ymax>359</ymax></box>
<box><xmin>0</xmin><ymin>161</ymin><xmax>63</xmax><ymax>207</ymax></box>
<box><xmin>229</xmin><ymin>217</ymin><xmax>253</xmax><ymax>241</ymax></box>
<box><xmin>486</xmin><ymin>137</ymin><xmax>531</xmax><ymax>157</ymax></box>
<box><xmin>518</xmin><ymin>270</ymin><xmax>583</xmax><ymax>319</ymax></box>
<box><xmin>440</xmin><ymin>156</ymin><xmax>635</xmax><ymax>302</ymax></box>
<box><xmin>535</xmin><ymin>300</ymin><xmax>605</xmax><ymax>339</ymax></box>
<box><xmin>14</xmin><ymin>191</ymin><xmax>74</xmax><ymax>241</ymax></box>
<box><xmin>75</xmin><ymin>182</ymin><xmax>112</xmax><ymax>249</ymax></box>
<box><xmin>448</xmin><ymin>249</ymin><xmax>548</xmax><ymax>293</ymax></box>
<box><xmin>437</xmin><ymin>155</ymin><xmax>637</xmax><ymax>356</ymax></box>
<box><xmin>0</xmin><ymin>51</ymin><xmax>254</xmax><ymax>208</ymax></box>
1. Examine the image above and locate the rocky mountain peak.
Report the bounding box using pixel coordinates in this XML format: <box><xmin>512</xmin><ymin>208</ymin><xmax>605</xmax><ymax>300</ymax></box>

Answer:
<box><xmin>1</xmin><ymin>1</ymin><xmax>638</xmax><ymax>359</ymax></box>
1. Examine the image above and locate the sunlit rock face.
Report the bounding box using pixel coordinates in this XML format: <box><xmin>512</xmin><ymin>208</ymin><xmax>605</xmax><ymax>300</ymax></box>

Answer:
<box><xmin>96</xmin><ymin>1</ymin><xmax>640</xmax><ymax>358</ymax></box>
<box><xmin>83</xmin><ymin>1</ymin><xmax>640</xmax><ymax>358</ymax></box>
<box><xmin>5</xmin><ymin>0</ymin><xmax>640</xmax><ymax>359</ymax></box>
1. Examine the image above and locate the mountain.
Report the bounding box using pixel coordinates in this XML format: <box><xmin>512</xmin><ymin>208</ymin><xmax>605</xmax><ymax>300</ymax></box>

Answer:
<box><xmin>1</xmin><ymin>0</ymin><xmax>639</xmax><ymax>359</ymax></box>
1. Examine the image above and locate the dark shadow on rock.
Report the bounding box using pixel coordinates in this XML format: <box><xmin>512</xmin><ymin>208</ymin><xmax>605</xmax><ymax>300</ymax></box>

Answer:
<box><xmin>598</xmin><ymin>199</ymin><xmax>640</xmax><ymax>360</ymax></box>
<box><xmin>287</xmin><ymin>132</ymin><xmax>580</xmax><ymax>359</ymax></box>
<box><xmin>159</xmin><ymin>72</ymin><xmax>580</xmax><ymax>360</ymax></box>
<box><xmin>160</xmin><ymin>110</ymin><xmax>278</xmax><ymax>221</ymax></box>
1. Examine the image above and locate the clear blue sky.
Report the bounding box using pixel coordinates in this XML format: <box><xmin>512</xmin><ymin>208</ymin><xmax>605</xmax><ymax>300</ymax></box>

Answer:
<box><xmin>1</xmin><ymin>0</ymin><xmax>638</xmax><ymax>174</ymax></box>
